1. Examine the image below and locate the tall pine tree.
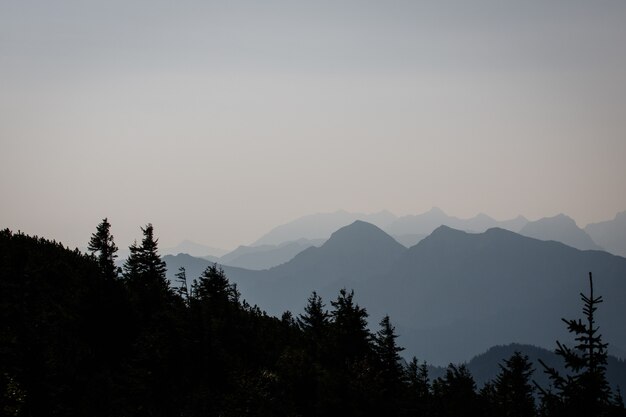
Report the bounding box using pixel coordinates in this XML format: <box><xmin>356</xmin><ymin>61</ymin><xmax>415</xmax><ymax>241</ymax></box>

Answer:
<box><xmin>494</xmin><ymin>351</ymin><xmax>536</xmax><ymax>417</ymax></box>
<box><xmin>538</xmin><ymin>272</ymin><xmax>611</xmax><ymax>417</ymax></box>
<box><xmin>87</xmin><ymin>218</ymin><xmax>119</xmax><ymax>280</ymax></box>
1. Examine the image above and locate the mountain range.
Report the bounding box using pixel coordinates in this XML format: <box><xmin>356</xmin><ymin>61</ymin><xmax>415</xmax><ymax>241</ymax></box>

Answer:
<box><xmin>159</xmin><ymin>209</ymin><xmax>625</xmax><ymax>271</ymax></box>
<box><xmin>585</xmin><ymin>211</ymin><xmax>626</xmax><ymax>258</ymax></box>
<box><xmin>164</xmin><ymin>220</ymin><xmax>626</xmax><ymax>366</ymax></box>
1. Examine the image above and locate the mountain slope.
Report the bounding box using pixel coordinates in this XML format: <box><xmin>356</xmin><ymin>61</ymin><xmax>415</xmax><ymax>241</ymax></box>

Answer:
<box><xmin>218</xmin><ymin>239</ymin><xmax>323</xmax><ymax>270</ymax></box>
<box><xmin>367</xmin><ymin>226</ymin><xmax>626</xmax><ymax>365</ymax></box>
<box><xmin>166</xmin><ymin>223</ymin><xmax>626</xmax><ymax>366</ymax></box>
<box><xmin>585</xmin><ymin>211</ymin><xmax>626</xmax><ymax>257</ymax></box>
<box><xmin>519</xmin><ymin>214</ymin><xmax>603</xmax><ymax>251</ymax></box>
<box><xmin>227</xmin><ymin>221</ymin><xmax>407</xmax><ymax>315</ymax></box>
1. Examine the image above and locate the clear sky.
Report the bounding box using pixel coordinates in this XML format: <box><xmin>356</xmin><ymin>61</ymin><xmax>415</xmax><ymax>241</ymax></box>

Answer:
<box><xmin>1</xmin><ymin>1</ymin><xmax>626</xmax><ymax>251</ymax></box>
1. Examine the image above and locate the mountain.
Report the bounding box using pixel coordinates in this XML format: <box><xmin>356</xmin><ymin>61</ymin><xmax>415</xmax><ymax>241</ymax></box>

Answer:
<box><xmin>165</xmin><ymin>222</ymin><xmax>626</xmax><ymax>366</ymax></box>
<box><xmin>226</xmin><ymin>221</ymin><xmax>407</xmax><ymax>315</ymax></box>
<box><xmin>384</xmin><ymin>207</ymin><xmax>528</xmax><ymax>236</ymax></box>
<box><xmin>585</xmin><ymin>211</ymin><xmax>626</xmax><ymax>258</ymax></box>
<box><xmin>367</xmin><ymin>226</ymin><xmax>626</xmax><ymax>365</ymax></box>
<box><xmin>519</xmin><ymin>214</ymin><xmax>603</xmax><ymax>251</ymax></box>
<box><xmin>161</xmin><ymin>239</ymin><xmax>228</xmax><ymax>257</ymax></box>
<box><xmin>252</xmin><ymin>210</ymin><xmax>397</xmax><ymax>246</ymax></box>
<box><xmin>218</xmin><ymin>239</ymin><xmax>324</xmax><ymax>270</ymax></box>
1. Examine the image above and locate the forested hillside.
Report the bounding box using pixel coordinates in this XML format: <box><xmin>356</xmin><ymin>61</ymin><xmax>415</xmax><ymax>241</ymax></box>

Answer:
<box><xmin>1</xmin><ymin>223</ymin><xmax>625</xmax><ymax>417</ymax></box>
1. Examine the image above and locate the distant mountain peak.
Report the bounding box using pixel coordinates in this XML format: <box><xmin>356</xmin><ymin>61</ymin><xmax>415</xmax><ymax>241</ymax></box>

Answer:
<box><xmin>327</xmin><ymin>220</ymin><xmax>394</xmax><ymax>243</ymax></box>
<box><xmin>519</xmin><ymin>213</ymin><xmax>602</xmax><ymax>251</ymax></box>
<box><xmin>428</xmin><ymin>206</ymin><xmax>446</xmax><ymax>215</ymax></box>
<box><xmin>425</xmin><ymin>225</ymin><xmax>468</xmax><ymax>239</ymax></box>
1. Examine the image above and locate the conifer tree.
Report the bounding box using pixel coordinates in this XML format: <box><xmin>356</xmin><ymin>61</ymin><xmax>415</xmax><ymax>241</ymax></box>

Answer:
<box><xmin>405</xmin><ymin>357</ymin><xmax>431</xmax><ymax>400</ymax></box>
<box><xmin>298</xmin><ymin>291</ymin><xmax>330</xmax><ymax>360</ymax></box>
<box><xmin>175</xmin><ymin>266</ymin><xmax>188</xmax><ymax>301</ymax></box>
<box><xmin>329</xmin><ymin>289</ymin><xmax>371</xmax><ymax>365</ymax></box>
<box><xmin>374</xmin><ymin>315</ymin><xmax>404</xmax><ymax>385</ymax></box>
<box><xmin>122</xmin><ymin>224</ymin><xmax>169</xmax><ymax>293</ymax></box>
<box><xmin>191</xmin><ymin>264</ymin><xmax>239</xmax><ymax>313</ymax></box>
<box><xmin>88</xmin><ymin>218</ymin><xmax>119</xmax><ymax>279</ymax></box>
<box><xmin>538</xmin><ymin>272</ymin><xmax>611</xmax><ymax>417</ymax></box>
<box><xmin>432</xmin><ymin>364</ymin><xmax>479</xmax><ymax>417</ymax></box>
<box><xmin>494</xmin><ymin>351</ymin><xmax>536</xmax><ymax>417</ymax></box>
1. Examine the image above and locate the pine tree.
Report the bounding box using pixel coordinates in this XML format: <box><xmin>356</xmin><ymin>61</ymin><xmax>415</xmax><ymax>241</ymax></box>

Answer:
<box><xmin>297</xmin><ymin>291</ymin><xmax>330</xmax><ymax>360</ymax></box>
<box><xmin>88</xmin><ymin>218</ymin><xmax>119</xmax><ymax>279</ymax></box>
<box><xmin>494</xmin><ymin>351</ymin><xmax>536</xmax><ymax>417</ymax></box>
<box><xmin>432</xmin><ymin>364</ymin><xmax>479</xmax><ymax>417</ymax></box>
<box><xmin>405</xmin><ymin>357</ymin><xmax>431</xmax><ymax>400</ymax></box>
<box><xmin>374</xmin><ymin>315</ymin><xmax>404</xmax><ymax>385</ymax></box>
<box><xmin>329</xmin><ymin>289</ymin><xmax>371</xmax><ymax>365</ymax></box>
<box><xmin>190</xmin><ymin>264</ymin><xmax>239</xmax><ymax>314</ymax></box>
<box><xmin>538</xmin><ymin>272</ymin><xmax>611</xmax><ymax>417</ymax></box>
<box><xmin>175</xmin><ymin>267</ymin><xmax>188</xmax><ymax>301</ymax></box>
<box><xmin>122</xmin><ymin>224</ymin><xmax>169</xmax><ymax>293</ymax></box>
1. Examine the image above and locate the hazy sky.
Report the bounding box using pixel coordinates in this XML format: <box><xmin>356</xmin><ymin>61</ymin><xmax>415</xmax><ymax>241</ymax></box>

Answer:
<box><xmin>2</xmin><ymin>1</ymin><xmax>626</xmax><ymax>250</ymax></box>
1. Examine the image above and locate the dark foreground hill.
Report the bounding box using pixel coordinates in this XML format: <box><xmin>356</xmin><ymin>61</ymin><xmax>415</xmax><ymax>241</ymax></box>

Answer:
<box><xmin>3</xmin><ymin>226</ymin><xmax>626</xmax><ymax>417</ymax></box>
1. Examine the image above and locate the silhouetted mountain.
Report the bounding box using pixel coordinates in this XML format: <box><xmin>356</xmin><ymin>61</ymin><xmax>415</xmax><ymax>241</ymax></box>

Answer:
<box><xmin>218</xmin><ymin>239</ymin><xmax>323</xmax><ymax>270</ymax></box>
<box><xmin>385</xmin><ymin>207</ymin><xmax>528</xmax><ymax>236</ymax></box>
<box><xmin>164</xmin><ymin>222</ymin><xmax>626</xmax><ymax>366</ymax></box>
<box><xmin>519</xmin><ymin>214</ymin><xmax>603</xmax><ymax>251</ymax></box>
<box><xmin>369</xmin><ymin>226</ymin><xmax>626</xmax><ymax>365</ymax></box>
<box><xmin>252</xmin><ymin>210</ymin><xmax>397</xmax><ymax>246</ymax></box>
<box><xmin>162</xmin><ymin>239</ymin><xmax>228</xmax><ymax>257</ymax></box>
<box><xmin>221</xmin><ymin>224</ymin><xmax>626</xmax><ymax>365</ymax></box>
<box><xmin>226</xmin><ymin>221</ymin><xmax>407</xmax><ymax>316</ymax></box>
<box><xmin>585</xmin><ymin>211</ymin><xmax>626</xmax><ymax>257</ymax></box>
<box><xmin>428</xmin><ymin>343</ymin><xmax>626</xmax><ymax>392</ymax></box>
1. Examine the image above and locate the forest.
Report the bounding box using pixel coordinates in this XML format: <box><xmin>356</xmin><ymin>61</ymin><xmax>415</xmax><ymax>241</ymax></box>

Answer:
<box><xmin>1</xmin><ymin>220</ymin><xmax>625</xmax><ymax>417</ymax></box>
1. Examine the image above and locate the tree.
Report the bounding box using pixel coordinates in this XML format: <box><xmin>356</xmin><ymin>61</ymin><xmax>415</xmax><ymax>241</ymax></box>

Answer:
<box><xmin>87</xmin><ymin>218</ymin><xmax>119</xmax><ymax>279</ymax></box>
<box><xmin>122</xmin><ymin>224</ymin><xmax>169</xmax><ymax>294</ymax></box>
<box><xmin>538</xmin><ymin>272</ymin><xmax>611</xmax><ymax>417</ymax></box>
<box><xmin>432</xmin><ymin>364</ymin><xmax>479</xmax><ymax>417</ymax></box>
<box><xmin>405</xmin><ymin>356</ymin><xmax>430</xmax><ymax>400</ymax></box>
<box><xmin>191</xmin><ymin>264</ymin><xmax>239</xmax><ymax>307</ymax></box>
<box><xmin>175</xmin><ymin>267</ymin><xmax>188</xmax><ymax>301</ymax></box>
<box><xmin>493</xmin><ymin>351</ymin><xmax>536</xmax><ymax>417</ymax></box>
<box><xmin>374</xmin><ymin>315</ymin><xmax>404</xmax><ymax>385</ymax></box>
<box><xmin>329</xmin><ymin>289</ymin><xmax>371</xmax><ymax>366</ymax></box>
<box><xmin>297</xmin><ymin>291</ymin><xmax>330</xmax><ymax>360</ymax></box>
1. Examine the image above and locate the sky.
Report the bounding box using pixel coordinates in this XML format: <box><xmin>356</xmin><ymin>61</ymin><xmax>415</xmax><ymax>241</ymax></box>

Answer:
<box><xmin>1</xmin><ymin>0</ymin><xmax>626</xmax><ymax>251</ymax></box>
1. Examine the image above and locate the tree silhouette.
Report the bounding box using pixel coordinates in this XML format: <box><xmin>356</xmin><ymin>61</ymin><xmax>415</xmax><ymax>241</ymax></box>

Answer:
<box><xmin>175</xmin><ymin>266</ymin><xmax>188</xmax><ymax>301</ymax></box>
<box><xmin>298</xmin><ymin>291</ymin><xmax>330</xmax><ymax>362</ymax></box>
<box><xmin>404</xmin><ymin>357</ymin><xmax>432</xmax><ymax>416</ymax></box>
<box><xmin>88</xmin><ymin>218</ymin><xmax>119</xmax><ymax>279</ymax></box>
<box><xmin>432</xmin><ymin>364</ymin><xmax>479</xmax><ymax>417</ymax></box>
<box><xmin>330</xmin><ymin>288</ymin><xmax>371</xmax><ymax>366</ymax></box>
<box><xmin>538</xmin><ymin>272</ymin><xmax>611</xmax><ymax>417</ymax></box>
<box><xmin>494</xmin><ymin>351</ymin><xmax>536</xmax><ymax>417</ymax></box>
<box><xmin>123</xmin><ymin>224</ymin><xmax>169</xmax><ymax>294</ymax></box>
<box><xmin>374</xmin><ymin>315</ymin><xmax>404</xmax><ymax>385</ymax></box>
